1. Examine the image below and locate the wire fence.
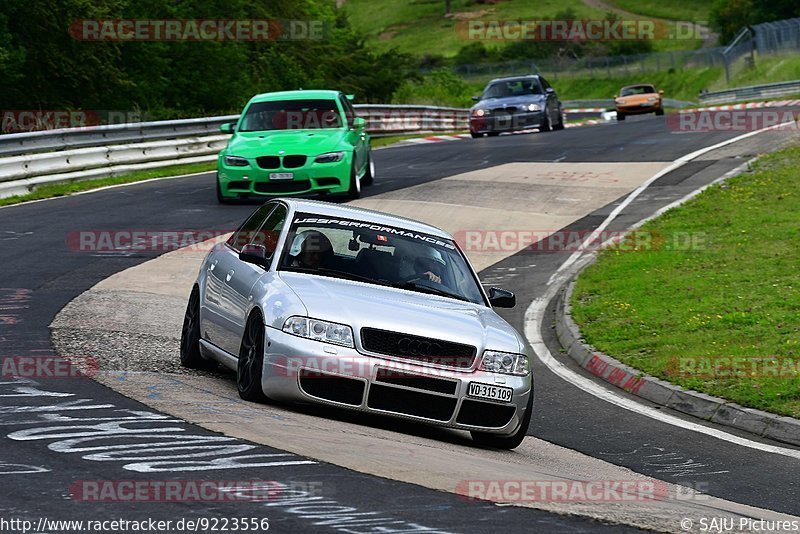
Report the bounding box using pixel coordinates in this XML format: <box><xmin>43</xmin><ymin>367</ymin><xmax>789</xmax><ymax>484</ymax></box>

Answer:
<box><xmin>446</xmin><ymin>18</ymin><xmax>800</xmax><ymax>87</ymax></box>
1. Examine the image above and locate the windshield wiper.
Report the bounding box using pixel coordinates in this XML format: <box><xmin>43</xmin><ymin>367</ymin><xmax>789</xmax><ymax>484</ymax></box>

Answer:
<box><xmin>392</xmin><ymin>281</ymin><xmax>471</xmax><ymax>302</ymax></box>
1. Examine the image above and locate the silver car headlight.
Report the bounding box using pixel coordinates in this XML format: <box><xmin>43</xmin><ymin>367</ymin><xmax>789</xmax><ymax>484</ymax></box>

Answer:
<box><xmin>314</xmin><ymin>151</ymin><xmax>345</xmax><ymax>163</ymax></box>
<box><xmin>224</xmin><ymin>155</ymin><xmax>249</xmax><ymax>167</ymax></box>
<box><xmin>282</xmin><ymin>316</ymin><xmax>354</xmax><ymax>347</ymax></box>
<box><xmin>479</xmin><ymin>350</ymin><xmax>530</xmax><ymax>376</ymax></box>
<box><xmin>525</xmin><ymin>103</ymin><xmax>541</xmax><ymax>112</ymax></box>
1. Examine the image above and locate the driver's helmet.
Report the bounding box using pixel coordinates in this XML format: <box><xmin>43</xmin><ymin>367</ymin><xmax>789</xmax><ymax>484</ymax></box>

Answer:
<box><xmin>413</xmin><ymin>246</ymin><xmax>446</xmax><ymax>278</ymax></box>
<box><xmin>392</xmin><ymin>240</ymin><xmax>445</xmax><ymax>279</ymax></box>
<box><xmin>289</xmin><ymin>230</ymin><xmax>333</xmax><ymax>268</ymax></box>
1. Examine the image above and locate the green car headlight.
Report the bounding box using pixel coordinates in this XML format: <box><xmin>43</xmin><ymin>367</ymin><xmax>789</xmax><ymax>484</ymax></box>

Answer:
<box><xmin>224</xmin><ymin>155</ymin><xmax>249</xmax><ymax>167</ymax></box>
<box><xmin>314</xmin><ymin>151</ymin><xmax>345</xmax><ymax>163</ymax></box>
<box><xmin>282</xmin><ymin>316</ymin><xmax>354</xmax><ymax>347</ymax></box>
<box><xmin>479</xmin><ymin>350</ymin><xmax>530</xmax><ymax>376</ymax></box>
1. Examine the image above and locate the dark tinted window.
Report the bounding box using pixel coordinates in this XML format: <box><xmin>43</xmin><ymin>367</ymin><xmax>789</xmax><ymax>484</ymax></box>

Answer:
<box><xmin>482</xmin><ymin>79</ymin><xmax>542</xmax><ymax>99</ymax></box>
<box><xmin>252</xmin><ymin>204</ymin><xmax>288</xmax><ymax>259</ymax></box>
<box><xmin>227</xmin><ymin>203</ymin><xmax>277</xmax><ymax>252</ymax></box>
<box><xmin>539</xmin><ymin>77</ymin><xmax>551</xmax><ymax>90</ymax></box>
<box><xmin>339</xmin><ymin>95</ymin><xmax>356</xmax><ymax>127</ymax></box>
<box><xmin>239</xmin><ymin>99</ymin><xmax>342</xmax><ymax>131</ymax></box>
<box><xmin>620</xmin><ymin>85</ymin><xmax>656</xmax><ymax>96</ymax></box>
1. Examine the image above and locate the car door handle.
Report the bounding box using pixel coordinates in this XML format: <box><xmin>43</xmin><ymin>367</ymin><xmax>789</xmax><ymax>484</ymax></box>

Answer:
<box><xmin>226</xmin><ymin>270</ymin><xmax>234</xmax><ymax>282</ymax></box>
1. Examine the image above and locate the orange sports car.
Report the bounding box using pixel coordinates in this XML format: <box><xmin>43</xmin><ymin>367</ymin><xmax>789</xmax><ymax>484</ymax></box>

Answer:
<box><xmin>614</xmin><ymin>84</ymin><xmax>664</xmax><ymax>120</ymax></box>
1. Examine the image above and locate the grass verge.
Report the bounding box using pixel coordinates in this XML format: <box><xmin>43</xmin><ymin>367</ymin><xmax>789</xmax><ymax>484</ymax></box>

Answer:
<box><xmin>570</xmin><ymin>144</ymin><xmax>800</xmax><ymax>418</ymax></box>
<box><xmin>0</xmin><ymin>132</ymin><xmax>465</xmax><ymax>207</ymax></box>
<box><xmin>609</xmin><ymin>0</ymin><xmax>711</xmax><ymax>23</ymax></box>
<box><xmin>0</xmin><ymin>161</ymin><xmax>215</xmax><ymax>207</ymax></box>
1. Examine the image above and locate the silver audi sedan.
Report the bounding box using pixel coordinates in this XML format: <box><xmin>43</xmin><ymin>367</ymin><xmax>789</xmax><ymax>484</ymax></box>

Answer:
<box><xmin>180</xmin><ymin>199</ymin><xmax>534</xmax><ymax>448</ymax></box>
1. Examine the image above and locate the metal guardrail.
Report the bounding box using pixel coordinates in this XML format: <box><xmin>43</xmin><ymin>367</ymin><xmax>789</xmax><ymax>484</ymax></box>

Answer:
<box><xmin>562</xmin><ymin>98</ymin><xmax>697</xmax><ymax>110</ymax></box>
<box><xmin>0</xmin><ymin>105</ymin><xmax>470</xmax><ymax>199</ymax></box>
<box><xmin>0</xmin><ymin>116</ymin><xmax>239</xmax><ymax>157</ymax></box>
<box><xmin>698</xmin><ymin>79</ymin><xmax>800</xmax><ymax>104</ymax></box>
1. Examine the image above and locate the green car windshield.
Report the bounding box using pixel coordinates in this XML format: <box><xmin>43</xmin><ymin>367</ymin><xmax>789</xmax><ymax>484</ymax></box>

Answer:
<box><xmin>239</xmin><ymin>99</ymin><xmax>342</xmax><ymax>131</ymax></box>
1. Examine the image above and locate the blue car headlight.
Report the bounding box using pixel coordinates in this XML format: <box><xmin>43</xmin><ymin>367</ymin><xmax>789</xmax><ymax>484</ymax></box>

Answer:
<box><xmin>224</xmin><ymin>155</ymin><xmax>249</xmax><ymax>167</ymax></box>
<box><xmin>314</xmin><ymin>151</ymin><xmax>345</xmax><ymax>163</ymax></box>
<box><xmin>283</xmin><ymin>316</ymin><xmax>354</xmax><ymax>347</ymax></box>
<box><xmin>525</xmin><ymin>103</ymin><xmax>541</xmax><ymax>112</ymax></box>
<box><xmin>479</xmin><ymin>350</ymin><xmax>530</xmax><ymax>376</ymax></box>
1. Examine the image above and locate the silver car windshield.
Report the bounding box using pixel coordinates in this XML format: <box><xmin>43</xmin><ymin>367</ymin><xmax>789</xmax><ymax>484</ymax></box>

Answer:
<box><xmin>278</xmin><ymin>213</ymin><xmax>486</xmax><ymax>305</ymax></box>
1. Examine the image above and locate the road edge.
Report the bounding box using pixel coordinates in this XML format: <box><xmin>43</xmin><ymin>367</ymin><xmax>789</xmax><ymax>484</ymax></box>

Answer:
<box><xmin>553</xmin><ymin>254</ymin><xmax>800</xmax><ymax>448</ymax></box>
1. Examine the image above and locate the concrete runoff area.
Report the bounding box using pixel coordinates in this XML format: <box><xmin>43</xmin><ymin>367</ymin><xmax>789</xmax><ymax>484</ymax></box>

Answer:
<box><xmin>50</xmin><ymin>159</ymin><xmax>800</xmax><ymax>531</ymax></box>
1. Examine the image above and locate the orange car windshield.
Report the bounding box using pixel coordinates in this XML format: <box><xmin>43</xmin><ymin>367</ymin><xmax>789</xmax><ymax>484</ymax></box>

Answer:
<box><xmin>620</xmin><ymin>86</ymin><xmax>656</xmax><ymax>97</ymax></box>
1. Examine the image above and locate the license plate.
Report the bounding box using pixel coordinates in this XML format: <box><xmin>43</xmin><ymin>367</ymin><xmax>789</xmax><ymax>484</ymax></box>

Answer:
<box><xmin>269</xmin><ymin>172</ymin><xmax>293</xmax><ymax>180</ymax></box>
<box><xmin>467</xmin><ymin>382</ymin><xmax>513</xmax><ymax>402</ymax></box>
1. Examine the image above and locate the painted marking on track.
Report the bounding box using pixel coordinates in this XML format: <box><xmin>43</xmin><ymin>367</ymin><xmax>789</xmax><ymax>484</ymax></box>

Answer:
<box><xmin>0</xmin><ymin>376</ymin><xmax>317</xmax><ymax>473</ymax></box>
<box><xmin>528</xmin><ymin>121</ymin><xmax>800</xmax><ymax>460</ymax></box>
<box><xmin>600</xmin><ymin>444</ymin><xmax>730</xmax><ymax>478</ymax></box>
<box><xmin>0</xmin><ymin>462</ymin><xmax>50</xmax><ymax>475</ymax></box>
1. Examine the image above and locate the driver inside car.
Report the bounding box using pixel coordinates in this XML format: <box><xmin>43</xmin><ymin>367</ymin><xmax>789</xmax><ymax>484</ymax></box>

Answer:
<box><xmin>291</xmin><ymin>230</ymin><xmax>334</xmax><ymax>270</ymax></box>
<box><xmin>394</xmin><ymin>240</ymin><xmax>445</xmax><ymax>284</ymax></box>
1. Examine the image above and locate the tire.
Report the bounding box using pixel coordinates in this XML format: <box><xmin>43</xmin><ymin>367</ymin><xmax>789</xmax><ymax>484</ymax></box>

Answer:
<box><xmin>470</xmin><ymin>132</ymin><xmax>482</xmax><ymax>139</ymax></box>
<box><xmin>347</xmin><ymin>160</ymin><xmax>361</xmax><ymax>199</ymax></box>
<box><xmin>361</xmin><ymin>152</ymin><xmax>375</xmax><ymax>186</ymax></box>
<box><xmin>471</xmin><ymin>386</ymin><xmax>533</xmax><ymax>450</ymax></box>
<box><xmin>216</xmin><ymin>175</ymin><xmax>230</xmax><ymax>204</ymax></box>
<box><xmin>552</xmin><ymin>109</ymin><xmax>565</xmax><ymax>131</ymax></box>
<box><xmin>180</xmin><ymin>287</ymin><xmax>217</xmax><ymax>370</ymax></box>
<box><xmin>617</xmin><ymin>112</ymin><xmax>626</xmax><ymax>121</ymax></box>
<box><xmin>237</xmin><ymin>310</ymin><xmax>267</xmax><ymax>402</ymax></box>
<box><xmin>539</xmin><ymin>108</ymin><xmax>551</xmax><ymax>132</ymax></box>
<box><xmin>655</xmin><ymin>107</ymin><xmax>665</xmax><ymax>116</ymax></box>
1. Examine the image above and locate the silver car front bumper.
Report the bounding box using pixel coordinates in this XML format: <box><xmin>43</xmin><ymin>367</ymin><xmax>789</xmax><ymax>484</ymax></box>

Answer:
<box><xmin>262</xmin><ymin>328</ymin><xmax>532</xmax><ymax>435</ymax></box>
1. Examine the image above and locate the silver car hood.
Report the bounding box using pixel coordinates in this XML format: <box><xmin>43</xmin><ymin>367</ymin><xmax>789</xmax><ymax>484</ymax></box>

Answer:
<box><xmin>277</xmin><ymin>272</ymin><xmax>523</xmax><ymax>354</ymax></box>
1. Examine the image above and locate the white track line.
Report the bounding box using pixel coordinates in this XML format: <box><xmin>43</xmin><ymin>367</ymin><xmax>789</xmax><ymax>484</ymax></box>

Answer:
<box><xmin>530</xmin><ymin>121</ymin><xmax>800</xmax><ymax>459</ymax></box>
<box><xmin>548</xmin><ymin>121</ymin><xmax>797</xmax><ymax>285</ymax></box>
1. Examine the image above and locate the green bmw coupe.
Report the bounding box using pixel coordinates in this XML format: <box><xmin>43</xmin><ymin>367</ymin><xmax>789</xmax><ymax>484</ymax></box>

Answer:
<box><xmin>216</xmin><ymin>90</ymin><xmax>374</xmax><ymax>203</ymax></box>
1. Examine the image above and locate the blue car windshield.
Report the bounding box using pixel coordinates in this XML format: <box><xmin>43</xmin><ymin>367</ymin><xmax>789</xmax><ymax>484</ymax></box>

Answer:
<box><xmin>482</xmin><ymin>79</ymin><xmax>542</xmax><ymax>99</ymax></box>
<box><xmin>239</xmin><ymin>99</ymin><xmax>342</xmax><ymax>131</ymax></box>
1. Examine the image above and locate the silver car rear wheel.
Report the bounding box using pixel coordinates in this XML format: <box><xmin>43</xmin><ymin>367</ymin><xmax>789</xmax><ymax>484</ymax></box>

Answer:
<box><xmin>180</xmin><ymin>287</ymin><xmax>217</xmax><ymax>370</ymax></box>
